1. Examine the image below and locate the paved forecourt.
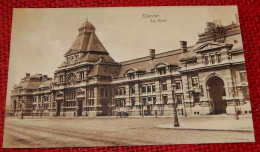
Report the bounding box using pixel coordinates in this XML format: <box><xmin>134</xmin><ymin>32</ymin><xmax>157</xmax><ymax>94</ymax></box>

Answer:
<box><xmin>3</xmin><ymin>115</ymin><xmax>255</xmax><ymax>148</ymax></box>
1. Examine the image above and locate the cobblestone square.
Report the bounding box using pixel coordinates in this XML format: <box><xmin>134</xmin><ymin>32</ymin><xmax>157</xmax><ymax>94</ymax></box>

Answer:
<box><xmin>3</xmin><ymin>116</ymin><xmax>255</xmax><ymax>148</ymax></box>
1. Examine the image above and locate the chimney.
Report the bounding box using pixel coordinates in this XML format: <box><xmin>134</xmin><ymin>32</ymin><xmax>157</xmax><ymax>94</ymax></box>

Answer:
<box><xmin>180</xmin><ymin>41</ymin><xmax>187</xmax><ymax>53</ymax></box>
<box><xmin>26</xmin><ymin>73</ymin><xmax>30</xmax><ymax>77</ymax></box>
<box><xmin>43</xmin><ymin>75</ymin><xmax>48</xmax><ymax>81</ymax></box>
<box><xmin>149</xmin><ymin>49</ymin><xmax>155</xmax><ymax>59</ymax></box>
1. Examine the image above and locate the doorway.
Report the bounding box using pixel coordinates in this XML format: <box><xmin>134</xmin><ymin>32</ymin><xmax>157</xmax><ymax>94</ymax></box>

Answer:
<box><xmin>207</xmin><ymin>76</ymin><xmax>226</xmax><ymax>114</ymax></box>
<box><xmin>77</xmin><ymin>100</ymin><xmax>83</xmax><ymax>116</ymax></box>
<box><xmin>57</xmin><ymin>101</ymin><xmax>61</xmax><ymax>116</ymax></box>
<box><xmin>101</xmin><ymin>99</ymin><xmax>110</xmax><ymax>116</ymax></box>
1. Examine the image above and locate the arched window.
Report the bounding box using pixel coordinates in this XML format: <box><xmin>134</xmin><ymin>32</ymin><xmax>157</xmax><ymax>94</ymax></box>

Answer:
<box><xmin>124</xmin><ymin>69</ymin><xmax>136</xmax><ymax>79</ymax></box>
<box><xmin>153</xmin><ymin>63</ymin><xmax>168</xmax><ymax>75</ymax></box>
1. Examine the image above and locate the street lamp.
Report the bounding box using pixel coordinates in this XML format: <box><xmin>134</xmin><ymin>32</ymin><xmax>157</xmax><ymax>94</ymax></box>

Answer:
<box><xmin>172</xmin><ymin>84</ymin><xmax>180</xmax><ymax>127</ymax></box>
<box><xmin>231</xmin><ymin>88</ymin><xmax>239</xmax><ymax>120</ymax></box>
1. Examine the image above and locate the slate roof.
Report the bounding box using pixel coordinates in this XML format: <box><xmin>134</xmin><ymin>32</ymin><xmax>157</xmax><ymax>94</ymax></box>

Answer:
<box><xmin>59</xmin><ymin>20</ymin><xmax>116</xmax><ymax>69</ymax></box>
<box><xmin>14</xmin><ymin>74</ymin><xmax>54</xmax><ymax>90</ymax></box>
<box><xmin>118</xmin><ymin>23</ymin><xmax>242</xmax><ymax>77</ymax></box>
<box><xmin>118</xmin><ymin>49</ymin><xmax>183</xmax><ymax>77</ymax></box>
<box><xmin>15</xmin><ymin>81</ymin><xmax>42</xmax><ymax>90</ymax></box>
<box><xmin>68</xmin><ymin>33</ymin><xmax>107</xmax><ymax>54</ymax></box>
<box><xmin>78</xmin><ymin>20</ymin><xmax>95</xmax><ymax>30</ymax></box>
<box><xmin>41</xmin><ymin>79</ymin><xmax>57</xmax><ymax>88</ymax></box>
<box><xmin>88</xmin><ymin>63</ymin><xmax>121</xmax><ymax>77</ymax></box>
<box><xmin>79</xmin><ymin>53</ymin><xmax>115</xmax><ymax>63</ymax></box>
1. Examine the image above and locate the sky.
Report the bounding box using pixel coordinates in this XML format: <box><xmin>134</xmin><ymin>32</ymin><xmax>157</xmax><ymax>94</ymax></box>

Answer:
<box><xmin>6</xmin><ymin>6</ymin><xmax>238</xmax><ymax>106</ymax></box>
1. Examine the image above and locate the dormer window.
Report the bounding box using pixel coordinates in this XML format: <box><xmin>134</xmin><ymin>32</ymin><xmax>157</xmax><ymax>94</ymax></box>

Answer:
<box><xmin>154</xmin><ymin>63</ymin><xmax>168</xmax><ymax>75</ymax></box>
<box><xmin>128</xmin><ymin>73</ymin><xmax>135</xmax><ymax>79</ymax></box>
<box><xmin>158</xmin><ymin>67</ymin><xmax>166</xmax><ymax>75</ymax></box>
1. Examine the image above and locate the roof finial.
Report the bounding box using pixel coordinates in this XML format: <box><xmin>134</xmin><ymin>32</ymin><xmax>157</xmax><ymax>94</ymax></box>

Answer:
<box><xmin>86</xmin><ymin>17</ymin><xmax>88</xmax><ymax>21</ymax></box>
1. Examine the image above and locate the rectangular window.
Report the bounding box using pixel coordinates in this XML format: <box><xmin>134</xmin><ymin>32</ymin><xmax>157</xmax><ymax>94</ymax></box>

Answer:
<box><xmin>192</xmin><ymin>77</ymin><xmax>199</xmax><ymax>86</ymax></box>
<box><xmin>175</xmin><ymin>81</ymin><xmax>182</xmax><ymax>90</ymax></box>
<box><xmin>147</xmin><ymin>85</ymin><xmax>151</xmax><ymax>93</ymax></box>
<box><xmin>123</xmin><ymin>88</ymin><xmax>126</xmax><ymax>95</ymax></box>
<box><xmin>89</xmin><ymin>99</ymin><xmax>94</xmax><ymax>106</ymax></box>
<box><xmin>89</xmin><ymin>89</ymin><xmax>94</xmax><ymax>98</ymax></box>
<box><xmin>59</xmin><ymin>76</ymin><xmax>63</xmax><ymax>83</ymax></box>
<box><xmin>142</xmin><ymin>97</ymin><xmax>146</xmax><ymax>105</ymax></box>
<box><xmin>162</xmin><ymin>82</ymin><xmax>167</xmax><ymax>91</ymax></box>
<box><xmin>114</xmin><ymin>88</ymin><xmax>118</xmax><ymax>95</ymax></box>
<box><xmin>152</xmin><ymin>84</ymin><xmax>156</xmax><ymax>92</ymax></box>
<box><xmin>176</xmin><ymin>94</ymin><xmax>183</xmax><ymax>104</ymax></box>
<box><xmin>120</xmin><ymin>99</ymin><xmax>126</xmax><ymax>107</ymax></box>
<box><xmin>131</xmin><ymin>97</ymin><xmax>135</xmax><ymax>107</ymax></box>
<box><xmin>142</xmin><ymin>86</ymin><xmax>146</xmax><ymax>93</ymax></box>
<box><xmin>217</xmin><ymin>53</ymin><xmax>221</xmax><ymax>63</ymax></box>
<box><xmin>204</xmin><ymin>55</ymin><xmax>209</xmax><ymax>65</ymax></box>
<box><xmin>210</xmin><ymin>54</ymin><xmax>215</xmax><ymax>64</ymax></box>
<box><xmin>130</xmin><ymin>85</ymin><xmax>135</xmax><ymax>94</ymax></box>
<box><xmin>80</xmin><ymin>71</ymin><xmax>85</xmax><ymax>80</ymax></box>
<box><xmin>119</xmin><ymin>88</ymin><xmax>122</xmax><ymax>95</ymax></box>
<box><xmin>194</xmin><ymin>93</ymin><xmax>200</xmax><ymax>103</ymax></box>
<box><xmin>148</xmin><ymin>96</ymin><xmax>152</xmax><ymax>102</ymax></box>
<box><xmin>153</xmin><ymin>96</ymin><xmax>157</xmax><ymax>104</ymax></box>
<box><xmin>163</xmin><ymin>95</ymin><xmax>168</xmax><ymax>104</ymax></box>
<box><xmin>240</xmin><ymin>71</ymin><xmax>248</xmax><ymax>82</ymax></box>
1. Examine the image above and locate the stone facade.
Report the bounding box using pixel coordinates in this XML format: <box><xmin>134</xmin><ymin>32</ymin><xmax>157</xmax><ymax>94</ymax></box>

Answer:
<box><xmin>9</xmin><ymin>17</ymin><xmax>251</xmax><ymax>117</ymax></box>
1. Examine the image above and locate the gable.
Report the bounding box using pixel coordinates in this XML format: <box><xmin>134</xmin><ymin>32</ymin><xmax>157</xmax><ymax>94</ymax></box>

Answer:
<box><xmin>194</xmin><ymin>41</ymin><xmax>232</xmax><ymax>53</ymax></box>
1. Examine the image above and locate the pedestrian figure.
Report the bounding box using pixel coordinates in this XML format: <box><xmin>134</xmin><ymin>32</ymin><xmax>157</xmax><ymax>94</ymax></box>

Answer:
<box><xmin>74</xmin><ymin>111</ymin><xmax>76</xmax><ymax>117</ymax></box>
<box><xmin>155</xmin><ymin>110</ymin><xmax>157</xmax><ymax>118</ymax></box>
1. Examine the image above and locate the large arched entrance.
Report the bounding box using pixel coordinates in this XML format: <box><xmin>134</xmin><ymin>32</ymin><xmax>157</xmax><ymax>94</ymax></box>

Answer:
<box><xmin>207</xmin><ymin>76</ymin><xmax>226</xmax><ymax>114</ymax></box>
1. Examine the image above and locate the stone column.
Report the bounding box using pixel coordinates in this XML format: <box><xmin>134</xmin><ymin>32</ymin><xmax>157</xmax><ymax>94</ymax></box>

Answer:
<box><xmin>135</xmin><ymin>83</ymin><xmax>140</xmax><ymax>104</ymax></box>
<box><xmin>166</xmin><ymin>78</ymin><xmax>173</xmax><ymax>102</ymax></box>
<box><xmin>182</xmin><ymin>75</ymin><xmax>190</xmax><ymax>100</ymax></box>
<box><xmin>125</xmin><ymin>84</ymin><xmax>130</xmax><ymax>105</ymax></box>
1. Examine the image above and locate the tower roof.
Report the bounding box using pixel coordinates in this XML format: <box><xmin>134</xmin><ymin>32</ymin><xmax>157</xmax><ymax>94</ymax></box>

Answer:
<box><xmin>68</xmin><ymin>32</ymin><xmax>108</xmax><ymax>53</ymax></box>
<box><xmin>78</xmin><ymin>20</ymin><xmax>95</xmax><ymax>30</ymax></box>
<box><xmin>65</xmin><ymin>20</ymin><xmax>108</xmax><ymax>56</ymax></box>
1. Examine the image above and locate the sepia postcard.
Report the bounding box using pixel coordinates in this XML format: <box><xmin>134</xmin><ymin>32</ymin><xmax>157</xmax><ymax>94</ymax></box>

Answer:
<box><xmin>3</xmin><ymin>6</ymin><xmax>255</xmax><ymax>148</ymax></box>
